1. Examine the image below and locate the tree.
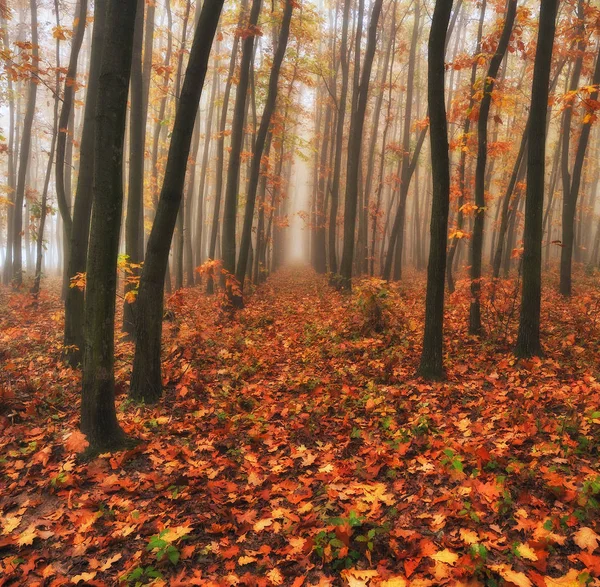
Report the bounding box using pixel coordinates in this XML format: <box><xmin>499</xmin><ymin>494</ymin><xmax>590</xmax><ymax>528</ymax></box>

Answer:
<box><xmin>129</xmin><ymin>0</ymin><xmax>224</xmax><ymax>403</ymax></box>
<box><xmin>55</xmin><ymin>0</ymin><xmax>88</xmax><ymax>287</ymax></box>
<box><xmin>418</xmin><ymin>0</ymin><xmax>453</xmax><ymax>380</ymax></box>
<box><xmin>469</xmin><ymin>0</ymin><xmax>517</xmax><ymax>334</ymax></box>
<box><xmin>11</xmin><ymin>0</ymin><xmax>38</xmax><ymax>287</ymax></box>
<box><xmin>123</xmin><ymin>0</ymin><xmax>149</xmax><ymax>335</ymax></box>
<box><xmin>64</xmin><ymin>0</ymin><xmax>107</xmax><ymax>366</ymax></box>
<box><xmin>339</xmin><ymin>0</ymin><xmax>383</xmax><ymax>289</ymax></box>
<box><xmin>514</xmin><ymin>0</ymin><xmax>559</xmax><ymax>358</ymax></box>
<box><xmin>81</xmin><ymin>0</ymin><xmax>138</xmax><ymax>450</ymax></box>
<box><xmin>560</xmin><ymin>11</ymin><xmax>599</xmax><ymax>296</ymax></box>
<box><xmin>222</xmin><ymin>0</ymin><xmax>262</xmax><ymax>291</ymax></box>
<box><xmin>235</xmin><ymin>0</ymin><xmax>294</xmax><ymax>302</ymax></box>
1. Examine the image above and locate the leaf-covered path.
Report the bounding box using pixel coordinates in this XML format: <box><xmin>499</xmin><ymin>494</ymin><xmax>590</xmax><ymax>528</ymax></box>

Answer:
<box><xmin>1</xmin><ymin>267</ymin><xmax>600</xmax><ymax>586</ymax></box>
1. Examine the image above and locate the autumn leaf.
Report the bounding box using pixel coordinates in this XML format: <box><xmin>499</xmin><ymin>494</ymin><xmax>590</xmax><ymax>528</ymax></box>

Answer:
<box><xmin>515</xmin><ymin>542</ymin><xmax>539</xmax><ymax>561</ymax></box>
<box><xmin>431</xmin><ymin>549</ymin><xmax>459</xmax><ymax>565</ymax></box>
<box><xmin>71</xmin><ymin>571</ymin><xmax>97</xmax><ymax>584</ymax></box>
<box><xmin>489</xmin><ymin>564</ymin><xmax>532</xmax><ymax>587</ymax></box>
<box><xmin>65</xmin><ymin>430</ymin><xmax>89</xmax><ymax>453</ymax></box>
<box><xmin>238</xmin><ymin>555</ymin><xmax>257</xmax><ymax>565</ymax></box>
<box><xmin>17</xmin><ymin>525</ymin><xmax>38</xmax><ymax>546</ymax></box>
<box><xmin>573</xmin><ymin>527</ymin><xmax>599</xmax><ymax>553</ymax></box>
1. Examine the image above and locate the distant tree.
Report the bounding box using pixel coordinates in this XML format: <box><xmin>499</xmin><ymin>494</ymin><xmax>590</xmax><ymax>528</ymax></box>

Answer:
<box><xmin>469</xmin><ymin>0</ymin><xmax>517</xmax><ymax>334</ymax></box>
<box><xmin>236</xmin><ymin>0</ymin><xmax>294</xmax><ymax>303</ymax></box>
<box><xmin>560</xmin><ymin>3</ymin><xmax>599</xmax><ymax>296</ymax></box>
<box><xmin>515</xmin><ymin>0</ymin><xmax>559</xmax><ymax>358</ymax></box>
<box><xmin>11</xmin><ymin>0</ymin><xmax>38</xmax><ymax>287</ymax></box>
<box><xmin>129</xmin><ymin>0</ymin><xmax>224</xmax><ymax>403</ymax></box>
<box><xmin>222</xmin><ymin>0</ymin><xmax>262</xmax><ymax>293</ymax></box>
<box><xmin>418</xmin><ymin>0</ymin><xmax>453</xmax><ymax>380</ymax></box>
<box><xmin>81</xmin><ymin>0</ymin><xmax>138</xmax><ymax>451</ymax></box>
<box><xmin>339</xmin><ymin>0</ymin><xmax>383</xmax><ymax>290</ymax></box>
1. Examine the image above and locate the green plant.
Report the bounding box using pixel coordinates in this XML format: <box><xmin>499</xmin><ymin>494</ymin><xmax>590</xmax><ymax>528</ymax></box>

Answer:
<box><xmin>146</xmin><ymin>529</ymin><xmax>186</xmax><ymax>565</ymax></box>
<box><xmin>122</xmin><ymin>566</ymin><xmax>163</xmax><ymax>586</ymax></box>
<box><xmin>441</xmin><ymin>448</ymin><xmax>464</xmax><ymax>473</ymax></box>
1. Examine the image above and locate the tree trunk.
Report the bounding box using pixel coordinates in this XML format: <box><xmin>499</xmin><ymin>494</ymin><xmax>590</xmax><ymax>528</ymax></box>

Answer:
<box><xmin>418</xmin><ymin>0</ymin><xmax>453</xmax><ymax>380</ymax></box>
<box><xmin>469</xmin><ymin>0</ymin><xmax>517</xmax><ymax>334</ymax></box>
<box><xmin>560</xmin><ymin>35</ymin><xmax>599</xmax><ymax>295</ymax></box>
<box><xmin>64</xmin><ymin>0</ymin><xmax>107</xmax><ymax>366</ymax></box>
<box><xmin>129</xmin><ymin>0</ymin><xmax>224</xmax><ymax>403</ymax></box>
<box><xmin>339</xmin><ymin>0</ymin><xmax>383</xmax><ymax>289</ymax></box>
<box><xmin>328</xmin><ymin>0</ymin><xmax>351</xmax><ymax>276</ymax></box>
<box><xmin>515</xmin><ymin>0</ymin><xmax>559</xmax><ymax>358</ymax></box>
<box><xmin>81</xmin><ymin>0</ymin><xmax>138</xmax><ymax>451</ymax></box>
<box><xmin>11</xmin><ymin>0</ymin><xmax>38</xmax><ymax>287</ymax></box>
<box><xmin>222</xmin><ymin>0</ymin><xmax>262</xmax><ymax>293</ymax></box>
<box><xmin>235</xmin><ymin>0</ymin><xmax>293</xmax><ymax>302</ymax></box>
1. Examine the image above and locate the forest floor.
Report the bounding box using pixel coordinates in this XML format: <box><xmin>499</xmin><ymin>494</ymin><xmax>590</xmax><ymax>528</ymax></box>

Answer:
<box><xmin>1</xmin><ymin>266</ymin><xmax>600</xmax><ymax>587</ymax></box>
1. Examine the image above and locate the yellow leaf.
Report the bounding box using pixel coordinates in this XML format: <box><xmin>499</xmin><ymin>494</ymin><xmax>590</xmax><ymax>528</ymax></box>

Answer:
<box><xmin>573</xmin><ymin>527</ymin><xmax>599</xmax><ymax>553</ymax></box>
<box><xmin>544</xmin><ymin>569</ymin><xmax>583</xmax><ymax>586</ymax></box>
<box><xmin>515</xmin><ymin>542</ymin><xmax>539</xmax><ymax>561</ymax></box>
<box><xmin>267</xmin><ymin>568</ymin><xmax>284</xmax><ymax>585</ymax></box>
<box><xmin>341</xmin><ymin>568</ymin><xmax>379</xmax><ymax>586</ymax></box>
<box><xmin>2</xmin><ymin>515</ymin><xmax>21</xmax><ymax>535</ymax></box>
<box><xmin>100</xmin><ymin>552</ymin><xmax>122</xmax><ymax>571</ymax></box>
<box><xmin>381</xmin><ymin>577</ymin><xmax>408</xmax><ymax>587</ymax></box>
<box><xmin>162</xmin><ymin>524</ymin><xmax>193</xmax><ymax>542</ymax></box>
<box><xmin>238</xmin><ymin>555</ymin><xmax>257</xmax><ymax>565</ymax></box>
<box><xmin>489</xmin><ymin>564</ymin><xmax>532</xmax><ymax>587</ymax></box>
<box><xmin>17</xmin><ymin>525</ymin><xmax>38</xmax><ymax>546</ymax></box>
<box><xmin>431</xmin><ymin>549</ymin><xmax>459</xmax><ymax>565</ymax></box>
<box><xmin>253</xmin><ymin>518</ymin><xmax>274</xmax><ymax>532</ymax></box>
<box><xmin>460</xmin><ymin>528</ymin><xmax>479</xmax><ymax>545</ymax></box>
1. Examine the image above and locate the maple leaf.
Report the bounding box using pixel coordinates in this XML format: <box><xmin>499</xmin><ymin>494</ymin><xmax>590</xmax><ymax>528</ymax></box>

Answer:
<box><xmin>253</xmin><ymin>518</ymin><xmax>274</xmax><ymax>532</ymax></box>
<box><xmin>431</xmin><ymin>549</ymin><xmax>459</xmax><ymax>565</ymax></box>
<box><xmin>238</xmin><ymin>555</ymin><xmax>257</xmax><ymax>565</ymax></box>
<box><xmin>64</xmin><ymin>430</ymin><xmax>89</xmax><ymax>453</ymax></box>
<box><xmin>99</xmin><ymin>553</ymin><xmax>122</xmax><ymax>571</ymax></box>
<box><xmin>267</xmin><ymin>568</ymin><xmax>284</xmax><ymax>585</ymax></box>
<box><xmin>17</xmin><ymin>525</ymin><xmax>38</xmax><ymax>546</ymax></box>
<box><xmin>489</xmin><ymin>564</ymin><xmax>532</xmax><ymax>587</ymax></box>
<box><xmin>573</xmin><ymin>527</ymin><xmax>599</xmax><ymax>553</ymax></box>
<box><xmin>515</xmin><ymin>542</ymin><xmax>539</xmax><ymax>561</ymax></box>
<box><xmin>2</xmin><ymin>515</ymin><xmax>21</xmax><ymax>535</ymax></box>
<box><xmin>459</xmin><ymin>528</ymin><xmax>479</xmax><ymax>545</ymax></box>
<box><xmin>341</xmin><ymin>568</ymin><xmax>379</xmax><ymax>586</ymax></box>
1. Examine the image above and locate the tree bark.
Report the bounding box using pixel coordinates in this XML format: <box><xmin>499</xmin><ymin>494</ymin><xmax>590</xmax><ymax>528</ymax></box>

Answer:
<box><xmin>515</xmin><ymin>0</ymin><xmax>559</xmax><ymax>358</ymax></box>
<box><xmin>81</xmin><ymin>0</ymin><xmax>138</xmax><ymax>451</ymax></box>
<box><xmin>469</xmin><ymin>0</ymin><xmax>517</xmax><ymax>334</ymax></box>
<box><xmin>418</xmin><ymin>0</ymin><xmax>453</xmax><ymax>380</ymax></box>
<box><xmin>129</xmin><ymin>0</ymin><xmax>224</xmax><ymax>403</ymax></box>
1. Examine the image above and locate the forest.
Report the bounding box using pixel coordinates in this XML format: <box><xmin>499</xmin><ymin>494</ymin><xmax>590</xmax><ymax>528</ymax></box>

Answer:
<box><xmin>1</xmin><ymin>0</ymin><xmax>600</xmax><ymax>584</ymax></box>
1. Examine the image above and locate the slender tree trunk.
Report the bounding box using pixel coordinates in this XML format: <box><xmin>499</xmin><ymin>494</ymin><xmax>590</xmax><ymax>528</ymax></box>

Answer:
<box><xmin>515</xmin><ymin>0</ymin><xmax>559</xmax><ymax>358</ymax></box>
<box><xmin>446</xmin><ymin>0</ymin><xmax>486</xmax><ymax>294</ymax></box>
<box><xmin>418</xmin><ymin>0</ymin><xmax>453</xmax><ymax>380</ymax></box>
<box><xmin>235</xmin><ymin>0</ymin><xmax>293</xmax><ymax>302</ymax></box>
<box><xmin>329</xmin><ymin>0</ymin><xmax>351</xmax><ymax>276</ymax></box>
<box><xmin>560</xmin><ymin>42</ymin><xmax>599</xmax><ymax>295</ymax></box>
<box><xmin>12</xmin><ymin>0</ymin><xmax>38</xmax><ymax>287</ymax></box>
<box><xmin>339</xmin><ymin>0</ymin><xmax>383</xmax><ymax>289</ymax></box>
<box><xmin>222</xmin><ymin>0</ymin><xmax>262</xmax><ymax>288</ymax></box>
<box><xmin>207</xmin><ymin>13</ymin><xmax>242</xmax><ymax>294</ymax></box>
<box><xmin>81</xmin><ymin>0</ymin><xmax>138</xmax><ymax>451</ymax></box>
<box><xmin>382</xmin><ymin>0</ymin><xmax>420</xmax><ymax>281</ymax></box>
<box><xmin>469</xmin><ymin>0</ymin><xmax>517</xmax><ymax>334</ymax></box>
<box><xmin>64</xmin><ymin>0</ymin><xmax>107</xmax><ymax>366</ymax></box>
<box><xmin>129</xmin><ymin>0</ymin><xmax>224</xmax><ymax>403</ymax></box>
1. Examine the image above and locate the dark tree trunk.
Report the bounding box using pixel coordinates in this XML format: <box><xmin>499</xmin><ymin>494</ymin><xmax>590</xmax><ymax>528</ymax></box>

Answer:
<box><xmin>235</xmin><ymin>0</ymin><xmax>293</xmax><ymax>302</ymax></box>
<box><xmin>515</xmin><ymin>0</ymin><xmax>559</xmax><ymax>358</ymax></box>
<box><xmin>560</xmin><ymin>37</ymin><xmax>599</xmax><ymax>295</ymax></box>
<box><xmin>382</xmin><ymin>0</ymin><xmax>420</xmax><ymax>282</ymax></box>
<box><xmin>64</xmin><ymin>0</ymin><xmax>107</xmax><ymax>367</ymax></box>
<box><xmin>469</xmin><ymin>0</ymin><xmax>517</xmax><ymax>334</ymax></box>
<box><xmin>81</xmin><ymin>0</ymin><xmax>138</xmax><ymax>451</ymax></box>
<box><xmin>328</xmin><ymin>0</ymin><xmax>351</xmax><ymax>276</ymax></box>
<box><xmin>446</xmin><ymin>0</ymin><xmax>486</xmax><ymax>294</ymax></box>
<box><xmin>222</xmin><ymin>0</ymin><xmax>261</xmax><ymax>291</ymax></box>
<box><xmin>207</xmin><ymin>13</ymin><xmax>241</xmax><ymax>294</ymax></box>
<box><xmin>418</xmin><ymin>0</ymin><xmax>453</xmax><ymax>380</ymax></box>
<box><xmin>339</xmin><ymin>0</ymin><xmax>383</xmax><ymax>290</ymax></box>
<box><xmin>12</xmin><ymin>0</ymin><xmax>38</xmax><ymax>287</ymax></box>
<box><xmin>129</xmin><ymin>0</ymin><xmax>224</xmax><ymax>403</ymax></box>
<box><xmin>123</xmin><ymin>0</ymin><xmax>149</xmax><ymax>335</ymax></box>
<box><xmin>55</xmin><ymin>0</ymin><xmax>88</xmax><ymax>247</ymax></box>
